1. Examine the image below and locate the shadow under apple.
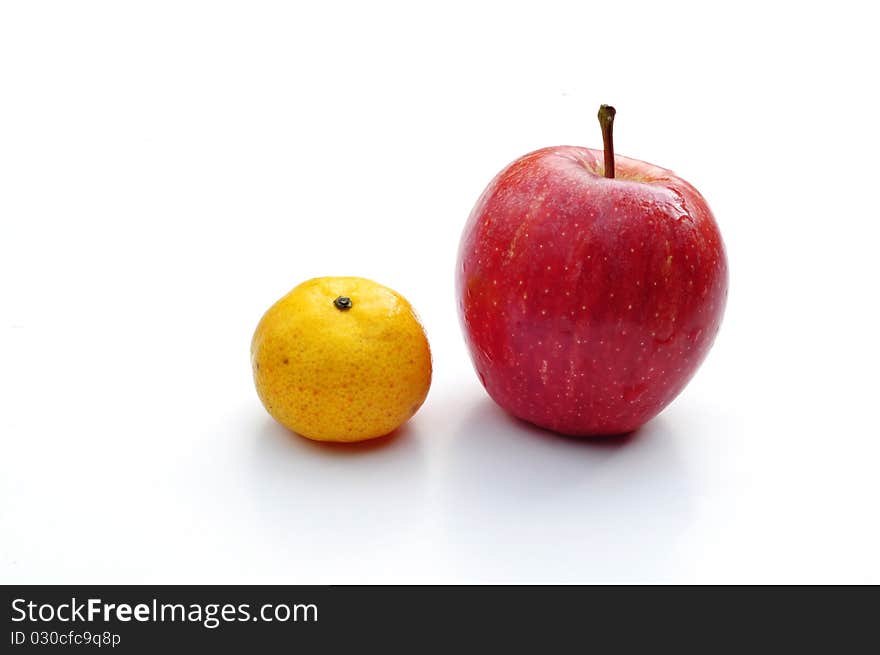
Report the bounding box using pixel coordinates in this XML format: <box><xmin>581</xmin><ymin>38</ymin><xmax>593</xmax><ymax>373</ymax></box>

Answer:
<box><xmin>440</xmin><ymin>396</ymin><xmax>696</xmax><ymax>582</ymax></box>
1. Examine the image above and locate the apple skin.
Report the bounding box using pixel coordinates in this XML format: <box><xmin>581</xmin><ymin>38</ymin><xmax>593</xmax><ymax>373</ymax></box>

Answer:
<box><xmin>456</xmin><ymin>146</ymin><xmax>727</xmax><ymax>436</ymax></box>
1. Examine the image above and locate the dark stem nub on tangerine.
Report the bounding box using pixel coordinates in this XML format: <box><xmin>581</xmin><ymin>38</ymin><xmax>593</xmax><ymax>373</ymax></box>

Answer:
<box><xmin>334</xmin><ymin>296</ymin><xmax>353</xmax><ymax>310</ymax></box>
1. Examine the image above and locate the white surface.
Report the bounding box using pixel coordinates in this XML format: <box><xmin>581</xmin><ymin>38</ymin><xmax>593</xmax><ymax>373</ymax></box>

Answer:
<box><xmin>1</xmin><ymin>1</ymin><xmax>878</xmax><ymax>584</ymax></box>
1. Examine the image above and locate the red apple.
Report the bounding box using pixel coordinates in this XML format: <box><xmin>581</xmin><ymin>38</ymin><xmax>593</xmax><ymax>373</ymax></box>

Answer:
<box><xmin>456</xmin><ymin>106</ymin><xmax>727</xmax><ymax>436</ymax></box>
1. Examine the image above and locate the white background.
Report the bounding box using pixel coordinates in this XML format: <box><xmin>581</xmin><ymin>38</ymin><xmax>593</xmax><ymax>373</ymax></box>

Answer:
<box><xmin>2</xmin><ymin>1</ymin><xmax>878</xmax><ymax>583</ymax></box>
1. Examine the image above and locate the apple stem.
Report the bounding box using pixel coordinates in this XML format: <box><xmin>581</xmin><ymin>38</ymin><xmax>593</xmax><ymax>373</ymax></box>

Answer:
<box><xmin>598</xmin><ymin>104</ymin><xmax>616</xmax><ymax>179</ymax></box>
